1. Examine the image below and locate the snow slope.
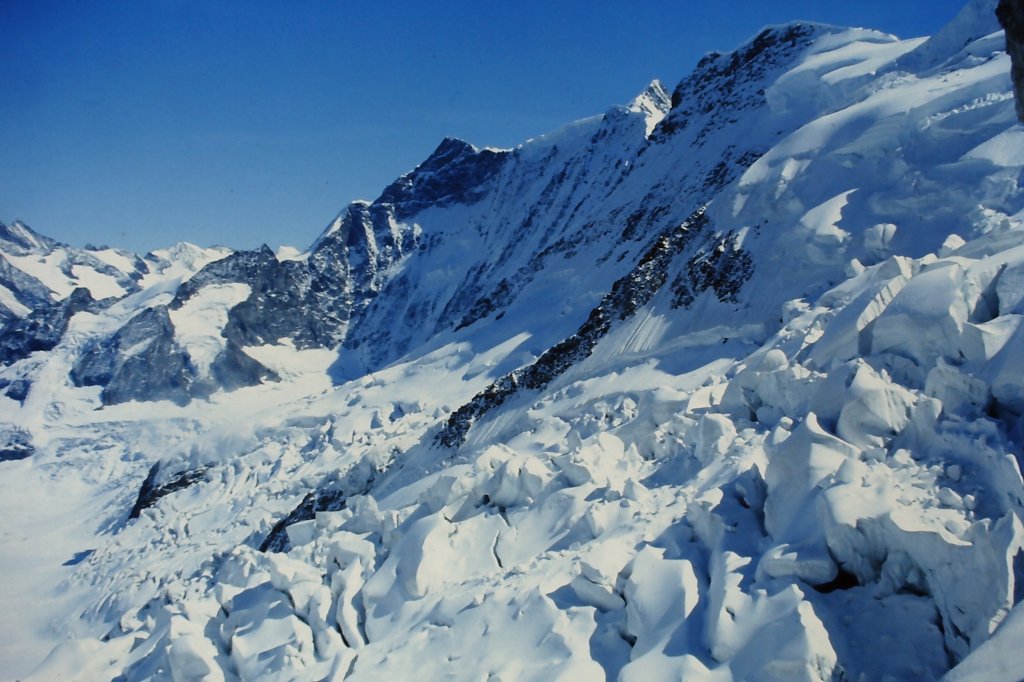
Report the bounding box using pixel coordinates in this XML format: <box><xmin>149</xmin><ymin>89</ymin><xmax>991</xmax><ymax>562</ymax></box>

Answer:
<box><xmin>2</xmin><ymin>2</ymin><xmax>1024</xmax><ymax>680</ymax></box>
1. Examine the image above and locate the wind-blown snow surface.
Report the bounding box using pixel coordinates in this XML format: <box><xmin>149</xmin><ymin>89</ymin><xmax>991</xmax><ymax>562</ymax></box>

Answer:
<box><xmin>3</xmin><ymin>3</ymin><xmax>1024</xmax><ymax>680</ymax></box>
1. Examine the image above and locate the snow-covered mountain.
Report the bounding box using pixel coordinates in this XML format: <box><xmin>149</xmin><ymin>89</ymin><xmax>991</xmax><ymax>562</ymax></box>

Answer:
<box><xmin>3</xmin><ymin>1</ymin><xmax>1024</xmax><ymax>679</ymax></box>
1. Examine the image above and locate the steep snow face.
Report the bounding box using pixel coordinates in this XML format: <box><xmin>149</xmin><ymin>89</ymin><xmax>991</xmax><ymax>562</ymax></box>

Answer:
<box><xmin>168</xmin><ymin>283</ymin><xmax>252</xmax><ymax>375</ymax></box>
<box><xmin>338</xmin><ymin>28</ymin><xmax>808</xmax><ymax>375</ymax></box>
<box><xmin>4</xmin><ymin>3</ymin><xmax>1024</xmax><ymax>680</ymax></box>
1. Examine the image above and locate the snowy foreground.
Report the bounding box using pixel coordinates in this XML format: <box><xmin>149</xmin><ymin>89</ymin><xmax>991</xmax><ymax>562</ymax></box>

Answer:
<box><xmin>3</xmin><ymin>1</ymin><xmax>1024</xmax><ymax>680</ymax></box>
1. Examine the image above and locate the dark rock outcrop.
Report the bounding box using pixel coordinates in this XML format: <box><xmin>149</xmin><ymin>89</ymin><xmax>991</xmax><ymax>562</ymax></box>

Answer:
<box><xmin>0</xmin><ymin>378</ymin><xmax>31</xmax><ymax>403</ymax></box>
<box><xmin>209</xmin><ymin>341</ymin><xmax>278</xmax><ymax>391</ymax></box>
<box><xmin>0</xmin><ymin>424</ymin><xmax>33</xmax><ymax>462</ymax></box>
<box><xmin>997</xmin><ymin>0</ymin><xmax>1024</xmax><ymax>120</ymax></box>
<box><xmin>72</xmin><ymin>302</ymin><xmax>277</xmax><ymax>406</ymax></box>
<box><xmin>670</xmin><ymin>232</ymin><xmax>754</xmax><ymax>308</ymax></box>
<box><xmin>0</xmin><ymin>256</ymin><xmax>54</xmax><ymax>324</ymax></box>
<box><xmin>652</xmin><ymin>24</ymin><xmax>821</xmax><ymax>145</ymax></box>
<box><xmin>0</xmin><ymin>221</ymin><xmax>59</xmax><ymax>255</ymax></box>
<box><xmin>259</xmin><ymin>488</ymin><xmax>347</xmax><ymax>553</ymax></box>
<box><xmin>0</xmin><ymin>287</ymin><xmax>97</xmax><ymax>365</ymax></box>
<box><xmin>174</xmin><ymin>245</ymin><xmax>350</xmax><ymax>350</ymax></box>
<box><xmin>129</xmin><ymin>462</ymin><xmax>210</xmax><ymax>519</ymax></box>
<box><xmin>0</xmin><ymin>221</ymin><xmax>146</xmax><ymax>324</ymax></box>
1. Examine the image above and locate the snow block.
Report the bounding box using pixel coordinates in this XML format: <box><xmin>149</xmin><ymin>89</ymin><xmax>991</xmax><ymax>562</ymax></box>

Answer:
<box><xmin>473</xmin><ymin>445</ymin><xmax>554</xmax><ymax>509</ymax></box>
<box><xmin>870</xmin><ymin>263</ymin><xmax>971</xmax><ymax>366</ymax></box>
<box><xmin>835</xmin><ymin>361</ymin><xmax>915</xmax><ymax>448</ymax></box>
<box><xmin>984</xmin><ymin>318</ymin><xmax>1024</xmax><ymax>412</ymax></box>
<box><xmin>808</xmin><ymin>271</ymin><xmax>910</xmax><ymax>369</ymax></box>
<box><xmin>618</xmin><ymin>545</ymin><xmax>702</xmax><ymax>679</ymax></box>
<box><xmin>761</xmin><ymin>413</ymin><xmax>859</xmax><ymax>584</ymax></box>
<box><xmin>220</xmin><ymin>581</ymin><xmax>317</xmax><ymax>682</ymax></box>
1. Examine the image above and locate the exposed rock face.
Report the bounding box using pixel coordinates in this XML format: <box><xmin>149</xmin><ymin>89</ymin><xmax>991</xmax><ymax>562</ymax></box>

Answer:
<box><xmin>258</xmin><ymin>488</ymin><xmax>347</xmax><ymax>553</ymax></box>
<box><xmin>209</xmin><ymin>341</ymin><xmax>279</xmax><ymax>391</ymax></box>
<box><xmin>309</xmin><ymin>201</ymin><xmax>419</xmax><ymax>330</ymax></box>
<box><xmin>128</xmin><ymin>462</ymin><xmax>211</xmax><ymax>519</ymax></box>
<box><xmin>173</xmin><ymin>245</ymin><xmax>350</xmax><ymax>350</ymax></box>
<box><xmin>652</xmin><ymin>24</ymin><xmax>820</xmax><ymax>144</ymax></box>
<box><xmin>0</xmin><ymin>378</ymin><xmax>30</xmax><ymax>403</ymax></box>
<box><xmin>72</xmin><ymin>303</ymin><xmax>278</xmax><ymax>406</ymax></box>
<box><xmin>72</xmin><ymin>306</ymin><xmax>197</xmax><ymax>406</ymax></box>
<box><xmin>0</xmin><ymin>257</ymin><xmax>53</xmax><ymax>324</ymax></box>
<box><xmin>670</xmin><ymin>231</ymin><xmax>753</xmax><ymax>308</ymax></box>
<box><xmin>998</xmin><ymin>0</ymin><xmax>1024</xmax><ymax>120</ymax></box>
<box><xmin>0</xmin><ymin>222</ymin><xmax>62</xmax><ymax>323</ymax></box>
<box><xmin>0</xmin><ymin>220</ymin><xmax>59</xmax><ymax>255</ymax></box>
<box><xmin>0</xmin><ymin>287</ymin><xmax>97</xmax><ymax>365</ymax></box>
<box><xmin>0</xmin><ymin>424</ymin><xmax>33</xmax><ymax>461</ymax></box>
<box><xmin>0</xmin><ymin>220</ymin><xmax>58</xmax><ymax>321</ymax></box>
<box><xmin>0</xmin><ymin>220</ymin><xmax>149</xmax><ymax>325</ymax></box>
<box><xmin>376</xmin><ymin>137</ymin><xmax>510</xmax><ymax>220</ymax></box>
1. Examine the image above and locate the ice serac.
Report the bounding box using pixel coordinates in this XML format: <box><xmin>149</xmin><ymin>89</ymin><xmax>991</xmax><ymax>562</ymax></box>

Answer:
<box><xmin>902</xmin><ymin>0</ymin><xmax>1001</xmax><ymax>71</ymax></box>
<box><xmin>5</xmin><ymin>3</ymin><xmax>1024</xmax><ymax>681</ymax></box>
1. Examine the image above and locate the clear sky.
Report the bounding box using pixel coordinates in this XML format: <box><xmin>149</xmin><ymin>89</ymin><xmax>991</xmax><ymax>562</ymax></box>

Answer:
<box><xmin>1</xmin><ymin>0</ymin><xmax>974</xmax><ymax>253</ymax></box>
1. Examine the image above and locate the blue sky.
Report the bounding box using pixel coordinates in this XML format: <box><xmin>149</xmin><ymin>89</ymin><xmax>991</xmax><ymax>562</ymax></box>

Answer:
<box><xmin>1</xmin><ymin>0</ymin><xmax>972</xmax><ymax>252</ymax></box>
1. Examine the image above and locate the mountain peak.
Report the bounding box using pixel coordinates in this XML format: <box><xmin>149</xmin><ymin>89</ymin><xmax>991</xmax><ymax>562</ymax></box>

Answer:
<box><xmin>0</xmin><ymin>220</ymin><xmax>60</xmax><ymax>255</ymax></box>
<box><xmin>652</xmin><ymin>21</ymin><xmax>831</xmax><ymax>144</ymax></box>
<box><xmin>374</xmin><ymin>135</ymin><xmax>510</xmax><ymax>219</ymax></box>
<box><xmin>432</xmin><ymin>136</ymin><xmax>477</xmax><ymax>157</ymax></box>
<box><xmin>626</xmin><ymin>79</ymin><xmax>671</xmax><ymax>135</ymax></box>
<box><xmin>628</xmin><ymin>79</ymin><xmax>670</xmax><ymax>112</ymax></box>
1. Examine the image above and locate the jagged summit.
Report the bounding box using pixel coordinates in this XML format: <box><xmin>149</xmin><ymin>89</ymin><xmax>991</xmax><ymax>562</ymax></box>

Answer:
<box><xmin>624</xmin><ymin>79</ymin><xmax>671</xmax><ymax>135</ymax></box>
<box><xmin>0</xmin><ymin>220</ymin><xmax>60</xmax><ymax>255</ymax></box>
<box><xmin>652</xmin><ymin>22</ymin><xmax>834</xmax><ymax>145</ymax></box>
<box><xmin>375</xmin><ymin>136</ymin><xmax>509</xmax><ymax>219</ymax></box>
<box><xmin>629</xmin><ymin>78</ymin><xmax>670</xmax><ymax>109</ymax></box>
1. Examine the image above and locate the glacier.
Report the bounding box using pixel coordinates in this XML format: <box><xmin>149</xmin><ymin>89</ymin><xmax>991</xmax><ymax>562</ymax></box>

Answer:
<box><xmin>2</xmin><ymin>1</ymin><xmax>1024</xmax><ymax>680</ymax></box>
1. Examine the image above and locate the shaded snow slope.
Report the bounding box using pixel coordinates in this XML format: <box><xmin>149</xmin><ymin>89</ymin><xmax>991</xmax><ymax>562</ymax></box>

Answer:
<box><xmin>2</xmin><ymin>3</ymin><xmax>1024</xmax><ymax>680</ymax></box>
